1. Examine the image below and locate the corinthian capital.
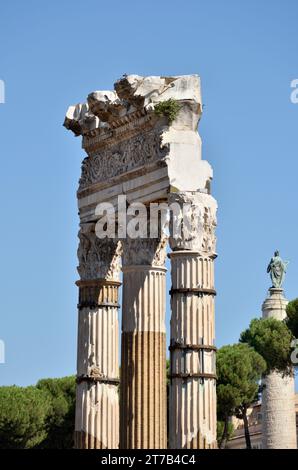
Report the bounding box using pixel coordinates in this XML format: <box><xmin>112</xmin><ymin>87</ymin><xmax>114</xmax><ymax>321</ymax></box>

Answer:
<box><xmin>77</xmin><ymin>224</ymin><xmax>122</xmax><ymax>281</ymax></box>
<box><xmin>122</xmin><ymin>235</ymin><xmax>168</xmax><ymax>267</ymax></box>
<box><xmin>168</xmin><ymin>191</ymin><xmax>217</xmax><ymax>254</ymax></box>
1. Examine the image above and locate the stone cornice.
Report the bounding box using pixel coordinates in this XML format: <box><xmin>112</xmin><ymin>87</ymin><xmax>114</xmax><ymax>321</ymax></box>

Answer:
<box><xmin>64</xmin><ymin>74</ymin><xmax>202</xmax><ymax>140</ymax></box>
<box><xmin>82</xmin><ymin>108</ymin><xmax>153</xmax><ymax>153</ymax></box>
<box><xmin>64</xmin><ymin>74</ymin><xmax>213</xmax><ymax>198</ymax></box>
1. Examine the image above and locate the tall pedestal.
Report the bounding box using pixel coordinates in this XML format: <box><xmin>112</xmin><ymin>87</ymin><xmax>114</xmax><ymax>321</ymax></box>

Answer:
<box><xmin>75</xmin><ymin>228</ymin><xmax>121</xmax><ymax>449</ymax></box>
<box><xmin>261</xmin><ymin>288</ymin><xmax>297</xmax><ymax>449</ymax></box>
<box><xmin>120</xmin><ymin>239</ymin><xmax>167</xmax><ymax>449</ymax></box>
<box><xmin>169</xmin><ymin>251</ymin><xmax>217</xmax><ymax>448</ymax></box>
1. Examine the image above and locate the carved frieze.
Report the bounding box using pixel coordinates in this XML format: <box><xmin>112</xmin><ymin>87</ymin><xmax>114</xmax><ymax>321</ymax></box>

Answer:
<box><xmin>79</xmin><ymin>128</ymin><xmax>168</xmax><ymax>190</ymax></box>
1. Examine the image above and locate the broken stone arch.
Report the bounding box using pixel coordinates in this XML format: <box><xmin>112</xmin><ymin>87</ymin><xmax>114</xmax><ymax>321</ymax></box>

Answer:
<box><xmin>64</xmin><ymin>74</ymin><xmax>217</xmax><ymax>449</ymax></box>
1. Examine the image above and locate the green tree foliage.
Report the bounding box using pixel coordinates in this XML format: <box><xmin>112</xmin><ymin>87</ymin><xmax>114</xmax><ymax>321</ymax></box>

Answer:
<box><xmin>217</xmin><ymin>343</ymin><xmax>266</xmax><ymax>449</ymax></box>
<box><xmin>0</xmin><ymin>386</ymin><xmax>51</xmax><ymax>449</ymax></box>
<box><xmin>286</xmin><ymin>298</ymin><xmax>298</xmax><ymax>339</ymax></box>
<box><xmin>240</xmin><ymin>317</ymin><xmax>294</xmax><ymax>376</ymax></box>
<box><xmin>36</xmin><ymin>376</ymin><xmax>76</xmax><ymax>448</ymax></box>
<box><xmin>0</xmin><ymin>376</ymin><xmax>76</xmax><ymax>449</ymax></box>
<box><xmin>217</xmin><ymin>420</ymin><xmax>234</xmax><ymax>444</ymax></box>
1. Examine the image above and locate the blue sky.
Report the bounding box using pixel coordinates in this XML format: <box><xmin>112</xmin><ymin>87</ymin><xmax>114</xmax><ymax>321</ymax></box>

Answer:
<box><xmin>0</xmin><ymin>0</ymin><xmax>297</xmax><ymax>386</ymax></box>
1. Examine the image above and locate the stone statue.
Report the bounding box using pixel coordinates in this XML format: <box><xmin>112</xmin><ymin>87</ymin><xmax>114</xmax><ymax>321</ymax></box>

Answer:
<box><xmin>267</xmin><ymin>250</ymin><xmax>288</xmax><ymax>288</ymax></box>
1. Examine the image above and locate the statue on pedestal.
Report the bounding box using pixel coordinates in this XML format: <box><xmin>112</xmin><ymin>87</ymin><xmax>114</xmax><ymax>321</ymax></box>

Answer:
<box><xmin>267</xmin><ymin>250</ymin><xmax>288</xmax><ymax>288</ymax></box>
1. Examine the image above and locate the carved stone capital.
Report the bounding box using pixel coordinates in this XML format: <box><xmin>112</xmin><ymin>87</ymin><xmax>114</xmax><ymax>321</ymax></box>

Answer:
<box><xmin>168</xmin><ymin>191</ymin><xmax>217</xmax><ymax>254</ymax></box>
<box><xmin>122</xmin><ymin>236</ymin><xmax>167</xmax><ymax>267</ymax></box>
<box><xmin>77</xmin><ymin>224</ymin><xmax>122</xmax><ymax>281</ymax></box>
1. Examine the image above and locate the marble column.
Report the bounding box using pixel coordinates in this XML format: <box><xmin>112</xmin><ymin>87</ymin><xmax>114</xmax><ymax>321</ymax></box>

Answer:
<box><xmin>74</xmin><ymin>225</ymin><xmax>121</xmax><ymax>449</ymax></box>
<box><xmin>261</xmin><ymin>288</ymin><xmax>297</xmax><ymax>449</ymax></box>
<box><xmin>120</xmin><ymin>237</ymin><xmax>167</xmax><ymax>449</ymax></box>
<box><xmin>168</xmin><ymin>191</ymin><xmax>217</xmax><ymax>449</ymax></box>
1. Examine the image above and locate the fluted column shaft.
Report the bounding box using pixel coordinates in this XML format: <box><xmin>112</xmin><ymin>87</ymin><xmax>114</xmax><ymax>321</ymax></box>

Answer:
<box><xmin>261</xmin><ymin>288</ymin><xmax>297</xmax><ymax>449</ymax></box>
<box><xmin>75</xmin><ymin>229</ymin><xmax>121</xmax><ymax>449</ymax></box>
<box><xmin>75</xmin><ymin>280</ymin><xmax>120</xmax><ymax>448</ymax></box>
<box><xmin>120</xmin><ymin>238</ymin><xmax>167</xmax><ymax>449</ymax></box>
<box><xmin>169</xmin><ymin>252</ymin><xmax>217</xmax><ymax>449</ymax></box>
<box><xmin>168</xmin><ymin>190</ymin><xmax>217</xmax><ymax>449</ymax></box>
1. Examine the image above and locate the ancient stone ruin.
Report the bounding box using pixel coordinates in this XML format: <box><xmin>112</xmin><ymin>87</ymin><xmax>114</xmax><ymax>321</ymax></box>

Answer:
<box><xmin>64</xmin><ymin>74</ymin><xmax>217</xmax><ymax>449</ymax></box>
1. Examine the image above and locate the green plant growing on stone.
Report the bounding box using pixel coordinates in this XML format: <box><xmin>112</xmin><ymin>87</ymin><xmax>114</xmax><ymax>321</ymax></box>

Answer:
<box><xmin>154</xmin><ymin>99</ymin><xmax>181</xmax><ymax>124</ymax></box>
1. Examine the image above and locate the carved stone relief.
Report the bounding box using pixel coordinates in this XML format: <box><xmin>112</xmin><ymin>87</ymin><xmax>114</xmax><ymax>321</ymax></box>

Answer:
<box><xmin>169</xmin><ymin>191</ymin><xmax>217</xmax><ymax>254</ymax></box>
<box><xmin>79</xmin><ymin>128</ymin><xmax>168</xmax><ymax>190</ymax></box>
<box><xmin>77</xmin><ymin>224</ymin><xmax>122</xmax><ymax>281</ymax></box>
